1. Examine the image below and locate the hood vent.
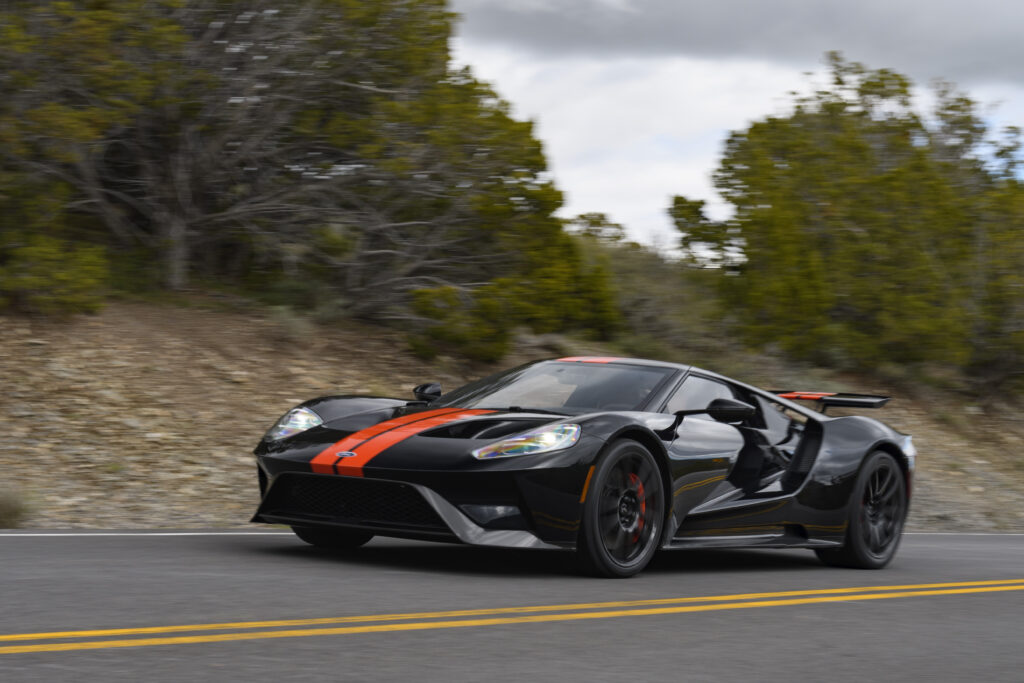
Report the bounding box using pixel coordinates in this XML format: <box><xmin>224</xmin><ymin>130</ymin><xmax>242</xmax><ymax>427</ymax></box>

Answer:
<box><xmin>422</xmin><ymin>418</ymin><xmax>552</xmax><ymax>440</ymax></box>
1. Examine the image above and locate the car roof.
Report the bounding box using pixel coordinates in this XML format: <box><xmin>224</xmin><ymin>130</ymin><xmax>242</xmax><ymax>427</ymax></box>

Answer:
<box><xmin>552</xmin><ymin>356</ymin><xmax>839</xmax><ymax>421</ymax></box>
<box><xmin>553</xmin><ymin>356</ymin><xmax>691</xmax><ymax>372</ymax></box>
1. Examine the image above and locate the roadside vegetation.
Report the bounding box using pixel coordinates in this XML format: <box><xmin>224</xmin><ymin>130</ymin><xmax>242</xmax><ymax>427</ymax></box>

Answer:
<box><xmin>2</xmin><ymin>0</ymin><xmax>1024</xmax><ymax>534</ymax></box>
<box><xmin>0</xmin><ymin>0</ymin><xmax>618</xmax><ymax>362</ymax></box>
<box><xmin>0</xmin><ymin>487</ymin><xmax>28</xmax><ymax>529</ymax></box>
<box><xmin>4</xmin><ymin>4</ymin><xmax>1023</xmax><ymax>400</ymax></box>
<box><xmin>2</xmin><ymin>299</ymin><xmax>1024</xmax><ymax>531</ymax></box>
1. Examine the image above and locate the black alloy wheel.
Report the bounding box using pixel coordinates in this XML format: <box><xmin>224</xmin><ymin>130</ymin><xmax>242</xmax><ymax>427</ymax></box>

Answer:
<box><xmin>291</xmin><ymin>526</ymin><xmax>374</xmax><ymax>550</ymax></box>
<box><xmin>816</xmin><ymin>451</ymin><xmax>907</xmax><ymax>569</ymax></box>
<box><xmin>578</xmin><ymin>439</ymin><xmax>665</xmax><ymax>578</ymax></box>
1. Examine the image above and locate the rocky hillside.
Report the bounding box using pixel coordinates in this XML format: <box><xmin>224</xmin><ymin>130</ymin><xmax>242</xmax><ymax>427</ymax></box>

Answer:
<box><xmin>2</xmin><ymin>300</ymin><xmax>1023</xmax><ymax>530</ymax></box>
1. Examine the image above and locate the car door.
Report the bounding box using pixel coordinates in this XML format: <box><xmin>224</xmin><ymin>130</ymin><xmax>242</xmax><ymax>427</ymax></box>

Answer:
<box><xmin>662</xmin><ymin>374</ymin><xmax>746</xmax><ymax>520</ymax></box>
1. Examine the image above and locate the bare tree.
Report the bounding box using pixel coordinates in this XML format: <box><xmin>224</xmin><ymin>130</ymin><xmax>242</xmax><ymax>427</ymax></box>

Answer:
<box><xmin>1</xmin><ymin>0</ymin><xmax>563</xmax><ymax>313</ymax></box>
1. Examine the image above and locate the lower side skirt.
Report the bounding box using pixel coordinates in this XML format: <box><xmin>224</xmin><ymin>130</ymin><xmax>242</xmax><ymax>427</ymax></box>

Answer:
<box><xmin>664</xmin><ymin>528</ymin><xmax>841</xmax><ymax>550</ymax></box>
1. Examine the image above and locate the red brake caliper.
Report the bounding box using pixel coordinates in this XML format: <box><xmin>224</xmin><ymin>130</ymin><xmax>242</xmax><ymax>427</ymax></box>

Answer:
<box><xmin>629</xmin><ymin>473</ymin><xmax>646</xmax><ymax>542</ymax></box>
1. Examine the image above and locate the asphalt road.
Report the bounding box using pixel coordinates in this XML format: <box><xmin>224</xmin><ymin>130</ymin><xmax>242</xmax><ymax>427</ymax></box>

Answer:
<box><xmin>2</xmin><ymin>531</ymin><xmax>1023</xmax><ymax>682</ymax></box>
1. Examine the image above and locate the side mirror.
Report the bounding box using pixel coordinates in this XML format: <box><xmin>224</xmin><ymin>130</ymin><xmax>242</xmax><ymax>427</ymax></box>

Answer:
<box><xmin>706</xmin><ymin>397</ymin><xmax>756</xmax><ymax>423</ymax></box>
<box><xmin>656</xmin><ymin>397</ymin><xmax>756</xmax><ymax>439</ymax></box>
<box><xmin>413</xmin><ymin>382</ymin><xmax>442</xmax><ymax>402</ymax></box>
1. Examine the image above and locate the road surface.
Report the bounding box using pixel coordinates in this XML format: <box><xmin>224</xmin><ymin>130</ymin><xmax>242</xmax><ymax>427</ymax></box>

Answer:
<box><xmin>2</xmin><ymin>531</ymin><xmax>1023</xmax><ymax>681</ymax></box>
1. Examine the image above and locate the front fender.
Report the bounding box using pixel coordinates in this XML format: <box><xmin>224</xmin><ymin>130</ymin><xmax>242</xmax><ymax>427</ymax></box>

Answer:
<box><xmin>301</xmin><ymin>395</ymin><xmax>407</xmax><ymax>424</ymax></box>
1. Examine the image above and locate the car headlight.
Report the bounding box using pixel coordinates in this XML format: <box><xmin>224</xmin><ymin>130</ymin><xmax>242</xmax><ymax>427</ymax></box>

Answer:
<box><xmin>471</xmin><ymin>424</ymin><xmax>581</xmax><ymax>460</ymax></box>
<box><xmin>265</xmin><ymin>406</ymin><xmax>323</xmax><ymax>441</ymax></box>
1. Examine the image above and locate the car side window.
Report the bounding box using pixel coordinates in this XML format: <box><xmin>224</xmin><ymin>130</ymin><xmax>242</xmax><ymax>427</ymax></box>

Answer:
<box><xmin>755</xmin><ymin>395</ymin><xmax>794</xmax><ymax>437</ymax></box>
<box><xmin>665</xmin><ymin>376</ymin><xmax>734</xmax><ymax>419</ymax></box>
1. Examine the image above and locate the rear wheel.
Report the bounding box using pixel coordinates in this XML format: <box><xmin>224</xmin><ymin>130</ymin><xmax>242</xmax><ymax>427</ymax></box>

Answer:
<box><xmin>815</xmin><ymin>451</ymin><xmax>907</xmax><ymax>569</ymax></box>
<box><xmin>578</xmin><ymin>439</ymin><xmax>664</xmax><ymax>578</ymax></box>
<box><xmin>291</xmin><ymin>526</ymin><xmax>374</xmax><ymax>550</ymax></box>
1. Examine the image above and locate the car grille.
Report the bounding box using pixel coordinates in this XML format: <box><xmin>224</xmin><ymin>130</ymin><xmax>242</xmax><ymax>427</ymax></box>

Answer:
<box><xmin>260</xmin><ymin>473</ymin><xmax>448</xmax><ymax>532</ymax></box>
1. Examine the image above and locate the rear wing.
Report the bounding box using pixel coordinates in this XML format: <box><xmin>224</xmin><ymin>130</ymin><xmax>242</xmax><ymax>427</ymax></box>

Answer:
<box><xmin>771</xmin><ymin>391</ymin><xmax>889</xmax><ymax>414</ymax></box>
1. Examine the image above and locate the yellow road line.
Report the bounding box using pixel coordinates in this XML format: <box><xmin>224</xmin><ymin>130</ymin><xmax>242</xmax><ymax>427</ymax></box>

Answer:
<box><xmin>2</xmin><ymin>579</ymin><xmax>1023</xmax><ymax>654</ymax></box>
<box><xmin>3</xmin><ymin>578</ymin><xmax>1023</xmax><ymax>643</ymax></box>
<box><xmin>2</xmin><ymin>583</ymin><xmax>1023</xmax><ymax>655</ymax></box>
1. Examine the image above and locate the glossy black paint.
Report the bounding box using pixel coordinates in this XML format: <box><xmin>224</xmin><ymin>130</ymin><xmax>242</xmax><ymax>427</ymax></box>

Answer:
<box><xmin>252</xmin><ymin>358</ymin><xmax>914</xmax><ymax>556</ymax></box>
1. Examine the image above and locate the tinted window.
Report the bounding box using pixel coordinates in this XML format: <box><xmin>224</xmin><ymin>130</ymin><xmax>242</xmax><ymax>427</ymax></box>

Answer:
<box><xmin>665</xmin><ymin>376</ymin><xmax>734</xmax><ymax>418</ymax></box>
<box><xmin>755</xmin><ymin>395</ymin><xmax>792</xmax><ymax>436</ymax></box>
<box><xmin>437</xmin><ymin>362</ymin><xmax>673</xmax><ymax>414</ymax></box>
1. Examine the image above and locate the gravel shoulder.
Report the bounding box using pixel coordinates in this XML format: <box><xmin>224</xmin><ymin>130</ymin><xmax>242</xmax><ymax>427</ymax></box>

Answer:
<box><xmin>2</xmin><ymin>301</ymin><xmax>1023</xmax><ymax>530</ymax></box>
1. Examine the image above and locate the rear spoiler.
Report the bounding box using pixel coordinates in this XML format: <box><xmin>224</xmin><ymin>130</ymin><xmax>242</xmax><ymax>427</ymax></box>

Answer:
<box><xmin>771</xmin><ymin>391</ymin><xmax>889</xmax><ymax>414</ymax></box>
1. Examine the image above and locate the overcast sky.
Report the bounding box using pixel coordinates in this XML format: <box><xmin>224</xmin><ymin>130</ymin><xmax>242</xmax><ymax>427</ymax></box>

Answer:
<box><xmin>449</xmin><ymin>0</ymin><xmax>1024</xmax><ymax>245</ymax></box>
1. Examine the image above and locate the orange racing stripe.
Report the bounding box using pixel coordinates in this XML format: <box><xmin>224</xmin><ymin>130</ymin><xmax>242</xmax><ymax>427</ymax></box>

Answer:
<box><xmin>310</xmin><ymin>408</ymin><xmax>494</xmax><ymax>476</ymax></box>
<box><xmin>334</xmin><ymin>409</ymin><xmax>494</xmax><ymax>476</ymax></box>
<box><xmin>309</xmin><ymin>408</ymin><xmax>463</xmax><ymax>474</ymax></box>
<box><xmin>777</xmin><ymin>392</ymin><xmax>837</xmax><ymax>401</ymax></box>
<box><xmin>578</xmin><ymin>466</ymin><xmax>596</xmax><ymax>503</ymax></box>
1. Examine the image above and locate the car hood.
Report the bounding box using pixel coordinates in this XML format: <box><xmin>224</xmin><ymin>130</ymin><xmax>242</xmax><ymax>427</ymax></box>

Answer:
<box><xmin>258</xmin><ymin>404</ymin><xmax>673</xmax><ymax>474</ymax></box>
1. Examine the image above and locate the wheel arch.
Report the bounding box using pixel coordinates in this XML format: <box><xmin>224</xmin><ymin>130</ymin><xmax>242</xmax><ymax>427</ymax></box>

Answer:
<box><xmin>870</xmin><ymin>440</ymin><xmax>913</xmax><ymax>498</ymax></box>
<box><xmin>603</xmin><ymin>427</ymin><xmax>673</xmax><ymax>526</ymax></box>
<box><xmin>816</xmin><ymin>442</ymin><xmax>910</xmax><ymax>568</ymax></box>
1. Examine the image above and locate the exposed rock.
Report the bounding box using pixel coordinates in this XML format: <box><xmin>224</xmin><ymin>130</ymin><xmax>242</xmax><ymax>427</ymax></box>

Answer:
<box><xmin>2</xmin><ymin>301</ymin><xmax>1023</xmax><ymax>531</ymax></box>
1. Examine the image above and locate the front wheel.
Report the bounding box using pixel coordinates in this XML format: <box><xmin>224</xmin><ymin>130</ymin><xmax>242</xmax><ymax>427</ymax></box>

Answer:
<box><xmin>291</xmin><ymin>526</ymin><xmax>374</xmax><ymax>550</ymax></box>
<box><xmin>815</xmin><ymin>451</ymin><xmax>907</xmax><ymax>569</ymax></box>
<box><xmin>578</xmin><ymin>439</ymin><xmax>665</xmax><ymax>578</ymax></box>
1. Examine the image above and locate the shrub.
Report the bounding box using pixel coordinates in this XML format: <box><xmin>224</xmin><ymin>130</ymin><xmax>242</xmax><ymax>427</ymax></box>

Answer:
<box><xmin>409</xmin><ymin>286</ymin><xmax>511</xmax><ymax>362</ymax></box>
<box><xmin>0</xmin><ymin>233</ymin><xmax>108</xmax><ymax>315</ymax></box>
<box><xmin>0</xmin><ymin>487</ymin><xmax>29</xmax><ymax>528</ymax></box>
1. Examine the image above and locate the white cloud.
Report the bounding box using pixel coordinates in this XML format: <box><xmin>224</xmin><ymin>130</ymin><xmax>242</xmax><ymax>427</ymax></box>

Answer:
<box><xmin>451</xmin><ymin>1</ymin><xmax>1024</xmax><ymax>245</ymax></box>
<box><xmin>452</xmin><ymin>0</ymin><xmax>1024</xmax><ymax>88</ymax></box>
<box><xmin>451</xmin><ymin>43</ymin><xmax>807</xmax><ymax>242</ymax></box>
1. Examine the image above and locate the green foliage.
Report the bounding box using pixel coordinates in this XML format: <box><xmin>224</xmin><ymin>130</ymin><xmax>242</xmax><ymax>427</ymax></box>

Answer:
<box><xmin>0</xmin><ymin>487</ymin><xmax>29</xmax><ymax>528</ymax></box>
<box><xmin>0</xmin><ymin>0</ymin><xmax>622</xmax><ymax>359</ymax></box>
<box><xmin>0</xmin><ymin>232</ymin><xmax>108</xmax><ymax>314</ymax></box>
<box><xmin>680</xmin><ymin>53</ymin><xmax>1024</xmax><ymax>386</ymax></box>
<box><xmin>409</xmin><ymin>286</ymin><xmax>511</xmax><ymax>363</ymax></box>
<box><xmin>408</xmin><ymin>231</ymin><xmax>622</xmax><ymax>361</ymax></box>
<box><xmin>490</xmin><ymin>233</ymin><xmax>621</xmax><ymax>340</ymax></box>
<box><xmin>564</xmin><ymin>212</ymin><xmax>627</xmax><ymax>243</ymax></box>
<box><xmin>578</xmin><ymin>233</ymin><xmax>726</xmax><ymax>360</ymax></box>
<box><xmin>0</xmin><ymin>173</ymin><xmax>108</xmax><ymax>314</ymax></box>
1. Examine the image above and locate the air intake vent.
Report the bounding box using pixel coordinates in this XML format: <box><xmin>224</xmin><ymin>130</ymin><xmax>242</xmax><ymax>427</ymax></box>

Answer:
<box><xmin>260</xmin><ymin>473</ymin><xmax>448</xmax><ymax>532</ymax></box>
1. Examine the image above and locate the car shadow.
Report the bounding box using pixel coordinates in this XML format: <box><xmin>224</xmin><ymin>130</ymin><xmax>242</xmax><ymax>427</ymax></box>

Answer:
<box><xmin>249</xmin><ymin>540</ymin><xmax>580</xmax><ymax>577</ymax></box>
<box><xmin>246</xmin><ymin>537</ymin><xmax>823</xmax><ymax>577</ymax></box>
<box><xmin>646</xmin><ymin>547</ymin><xmax>823</xmax><ymax>573</ymax></box>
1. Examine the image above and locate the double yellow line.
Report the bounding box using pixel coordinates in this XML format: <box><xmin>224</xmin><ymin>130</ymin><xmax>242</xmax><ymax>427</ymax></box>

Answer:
<box><xmin>4</xmin><ymin>578</ymin><xmax>1023</xmax><ymax>655</ymax></box>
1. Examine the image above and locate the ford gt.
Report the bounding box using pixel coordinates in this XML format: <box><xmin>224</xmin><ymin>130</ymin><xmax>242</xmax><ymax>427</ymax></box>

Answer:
<box><xmin>252</xmin><ymin>356</ymin><xmax>914</xmax><ymax>577</ymax></box>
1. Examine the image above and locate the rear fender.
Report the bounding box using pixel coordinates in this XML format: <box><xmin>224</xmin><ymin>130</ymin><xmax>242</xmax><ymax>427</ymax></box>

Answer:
<box><xmin>799</xmin><ymin>416</ymin><xmax>911</xmax><ymax>520</ymax></box>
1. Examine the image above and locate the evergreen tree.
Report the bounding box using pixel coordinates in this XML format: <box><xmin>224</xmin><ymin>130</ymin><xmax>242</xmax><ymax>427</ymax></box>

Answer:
<box><xmin>679</xmin><ymin>53</ymin><xmax>1024</xmax><ymax>386</ymax></box>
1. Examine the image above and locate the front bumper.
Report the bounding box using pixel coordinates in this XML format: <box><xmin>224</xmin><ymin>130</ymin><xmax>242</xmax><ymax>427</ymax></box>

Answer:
<box><xmin>251</xmin><ymin>435</ymin><xmax>599</xmax><ymax>550</ymax></box>
<box><xmin>253</xmin><ymin>471</ymin><xmax>564</xmax><ymax>549</ymax></box>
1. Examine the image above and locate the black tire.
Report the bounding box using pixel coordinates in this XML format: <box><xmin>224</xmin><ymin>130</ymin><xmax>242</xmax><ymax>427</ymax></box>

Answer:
<box><xmin>291</xmin><ymin>526</ymin><xmax>374</xmax><ymax>550</ymax></box>
<box><xmin>815</xmin><ymin>451</ymin><xmax>907</xmax><ymax>569</ymax></box>
<box><xmin>578</xmin><ymin>439</ymin><xmax>665</xmax><ymax>578</ymax></box>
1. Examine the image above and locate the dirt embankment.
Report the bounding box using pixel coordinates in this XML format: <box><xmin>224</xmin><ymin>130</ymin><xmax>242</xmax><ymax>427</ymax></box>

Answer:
<box><xmin>1</xmin><ymin>301</ymin><xmax>1023</xmax><ymax>530</ymax></box>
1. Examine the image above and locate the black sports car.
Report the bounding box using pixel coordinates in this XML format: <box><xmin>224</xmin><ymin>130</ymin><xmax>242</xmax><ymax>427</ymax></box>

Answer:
<box><xmin>252</xmin><ymin>356</ymin><xmax>914</xmax><ymax>577</ymax></box>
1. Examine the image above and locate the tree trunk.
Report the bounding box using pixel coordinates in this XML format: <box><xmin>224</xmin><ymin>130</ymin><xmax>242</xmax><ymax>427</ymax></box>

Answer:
<box><xmin>163</xmin><ymin>214</ymin><xmax>189</xmax><ymax>291</ymax></box>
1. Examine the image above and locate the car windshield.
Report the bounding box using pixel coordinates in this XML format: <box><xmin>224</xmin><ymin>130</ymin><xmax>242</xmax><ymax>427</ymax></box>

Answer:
<box><xmin>435</xmin><ymin>361</ymin><xmax>674</xmax><ymax>414</ymax></box>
